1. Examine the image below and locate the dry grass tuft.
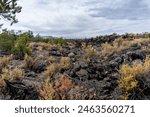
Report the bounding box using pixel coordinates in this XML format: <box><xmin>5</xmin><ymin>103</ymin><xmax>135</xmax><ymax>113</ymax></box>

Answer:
<box><xmin>1</xmin><ymin>67</ymin><xmax>24</xmax><ymax>80</ymax></box>
<box><xmin>22</xmin><ymin>54</ymin><xmax>33</xmax><ymax>68</ymax></box>
<box><xmin>0</xmin><ymin>67</ymin><xmax>24</xmax><ymax>90</ymax></box>
<box><xmin>39</xmin><ymin>79</ymin><xmax>54</xmax><ymax>100</ymax></box>
<box><xmin>82</xmin><ymin>45</ymin><xmax>97</xmax><ymax>61</ymax></box>
<box><xmin>101</xmin><ymin>42</ymin><xmax>117</xmax><ymax>56</ymax></box>
<box><xmin>48</xmin><ymin>56</ymin><xmax>56</xmax><ymax>64</ymax></box>
<box><xmin>44</xmin><ymin>64</ymin><xmax>59</xmax><ymax>79</ymax></box>
<box><xmin>11</xmin><ymin>68</ymin><xmax>24</xmax><ymax>79</ymax></box>
<box><xmin>0</xmin><ymin>56</ymin><xmax>11</xmax><ymax>72</ymax></box>
<box><xmin>22</xmin><ymin>54</ymin><xmax>45</xmax><ymax>71</ymax></box>
<box><xmin>31</xmin><ymin>42</ymin><xmax>51</xmax><ymax>51</ymax></box>
<box><xmin>101</xmin><ymin>39</ymin><xmax>124</xmax><ymax>56</ymax></box>
<box><xmin>60</xmin><ymin>57</ymin><xmax>72</xmax><ymax>69</ymax></box>
<box><xmin>28</xmin><ymin>42</ymin><xmax>35</xmax><ymax>49</ymax></box>
<box><xmin>39</xmin><ymin>42</ymin><xmax>51</xmax><ymax>50</ymax></box>
<box><xmin>101</xmin><ymin>38</ymin><xmax>138</xmax><ymax>57</ymax></box>
<box><xmin>44</xmin><ymin>57</ymin><xmax>72</xmax><ymax>79</ymax></box>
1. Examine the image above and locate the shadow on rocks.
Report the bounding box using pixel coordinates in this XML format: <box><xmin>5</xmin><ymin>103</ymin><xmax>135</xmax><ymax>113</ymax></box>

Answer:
<box><xmin>3</xmin><ymin>79</ymin><xmax>39</xmax><ymax>100</ymax></box>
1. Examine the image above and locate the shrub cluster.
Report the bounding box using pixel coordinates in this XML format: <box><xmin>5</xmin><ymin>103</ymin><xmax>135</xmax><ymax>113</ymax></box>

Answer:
<box><xmin>32</xmin><ymin>37</ymin><xmax>68</xmax><ymax>46</ymax></box>
<box><xmin>12</xmin><ymin>36</ymin><xmax>32</xmax><ymax>59</ymax></box>
<box><xmin>0</xmin><ymin>32</ymin><xmax>31</xmax><ymax>59</ymax></box>
<box><xmin>0</xmin><ymin>32</ymin><xmax>68</xmax><ymax>59</ymax></box>
<box><xmin>0</xmin><ymin>32</ymin><xmax>16</xmax><ymax>53</ymax></box>
<box><xmin>48</xmin><ymin>38</ymin><xmax>68</xmax><ymax>46</ymax></box>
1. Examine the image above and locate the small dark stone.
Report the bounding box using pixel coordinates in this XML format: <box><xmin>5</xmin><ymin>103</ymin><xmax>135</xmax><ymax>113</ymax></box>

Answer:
<box><xmin>74</xmin><ymin>61</ymin><xmax>88</xmax><ymax>70</ymax></box>
<box><xmin>127</xmin><ymin>51</ymin><xmax>144</xmax><ymax>61</ymax></box>
<box><xmin>76</xmin><ymin>69</ymin><xmax>89</xmax><ymax>81</ymax></box>
<box><xmin>49</xmin><ymin>51</ymin><xmax>61</xmax><ymax>56</ymax></box>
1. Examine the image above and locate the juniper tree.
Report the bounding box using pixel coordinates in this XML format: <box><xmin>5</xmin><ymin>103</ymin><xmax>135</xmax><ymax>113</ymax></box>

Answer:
<box><xmin>0</xmin><ymin>0</ymin><xmax>21</xmax><ymax>27</ymax></box>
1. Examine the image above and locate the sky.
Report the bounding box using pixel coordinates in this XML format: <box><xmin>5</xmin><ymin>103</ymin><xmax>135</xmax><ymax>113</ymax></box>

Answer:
<box><xmin>1</xmin><ymin>0</ymin><xmax>150</xmax><ymax>38</ymax></box>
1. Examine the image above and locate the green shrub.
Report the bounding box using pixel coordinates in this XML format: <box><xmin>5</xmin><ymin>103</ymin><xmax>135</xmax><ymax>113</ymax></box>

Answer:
<box><xmin>0</xmin><ymin>40</ymin><xmax>14</xmax><ymax>53</ymax></box>
<box><xmin>0</xmin><ymin>32</ymin><xmax>16</xmax><ymax>41</ymax></box>
<box><xmin>31</xmin><ymin>37</ymin><xmax>68</xmax><ymax>46</ymax></box>
<box><xmin>19</xmin><ymin>32</ymin><xmax>33</xmax><ymax>42</ymax></box>
<box><xmin>0</xmin><ymin>32</ymin><xmax>16</xmax><ymax>53</ymax></box>
<box><xmin>144</xmin><ymin>33</ymin><xmax>150</xmax><ymax>38</ymax></box>
<box><xmin>0</xmin><ymin>32</ymin><xmax>32</xmax><ymax>58</ymax></box>
<box><xmin>49</xmin><ymin>38</ymin><xmax>68</xmax><ymax>45</ymax></box>
<box><xmin>11</xmin><ymin>37</ymin><xmax>32</xmax><ymax>59</ymax></box>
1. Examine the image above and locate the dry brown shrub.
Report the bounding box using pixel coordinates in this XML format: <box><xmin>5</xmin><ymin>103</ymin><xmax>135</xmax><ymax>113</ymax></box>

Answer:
<box><xmin>53</xmin><ymin>74</ymin><xmax>73</xmax><ymax>99</ymax></box>
<box><xmin>118</xmin><ymin>55</ymin><xmax>150</xmax><ymax>99</ymax></box>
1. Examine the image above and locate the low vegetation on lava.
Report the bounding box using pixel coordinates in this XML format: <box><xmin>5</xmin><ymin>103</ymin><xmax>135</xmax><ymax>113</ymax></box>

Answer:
<box><xmin>1</xmin><ymin>32</ymin><xmax>150</xmax><ymax>100</ymax></box>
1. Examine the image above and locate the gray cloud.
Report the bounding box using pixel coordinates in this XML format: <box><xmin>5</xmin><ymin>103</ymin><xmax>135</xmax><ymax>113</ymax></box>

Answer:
<box><xmin>89</xmin><ymin>0</ymin><xmax>150</xmax><ymax>20</ymax></box>
<box><xmin>2</xmin><ymin>0</ymin><xmax>150</xmax><ymax>38</ymax></box>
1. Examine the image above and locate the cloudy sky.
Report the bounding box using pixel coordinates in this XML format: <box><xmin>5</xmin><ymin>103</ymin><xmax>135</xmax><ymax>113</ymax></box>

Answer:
<box><xmin>2</xmin><ymin>0</ymin><xmax>150</xmax><ymax>38</ymax></box>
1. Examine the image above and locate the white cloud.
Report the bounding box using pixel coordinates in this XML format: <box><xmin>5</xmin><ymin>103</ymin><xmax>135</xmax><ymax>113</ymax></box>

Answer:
<box><xmin>1</xmin><ymin>0</ymin><xmax>150</xmax><ymax>38</ymax></box>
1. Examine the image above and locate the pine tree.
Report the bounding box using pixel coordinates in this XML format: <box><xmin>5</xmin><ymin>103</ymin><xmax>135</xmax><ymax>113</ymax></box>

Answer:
<box><xmin>0</xmin><ymin>0</ymin><xmax>22</xmax><ymax>27</ymax></box>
